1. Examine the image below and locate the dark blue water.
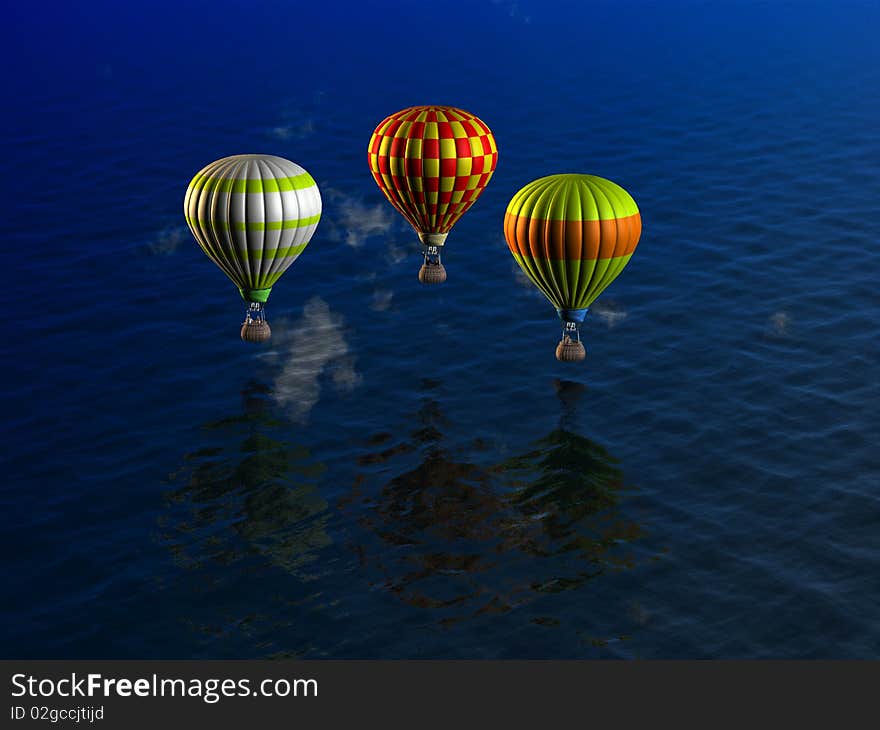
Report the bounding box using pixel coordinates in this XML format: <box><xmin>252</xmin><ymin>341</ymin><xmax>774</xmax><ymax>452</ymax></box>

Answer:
<box><xmin>2</xmin><ymin>0</ymin><xmax>879</xmax><ymax>658</ymax></box>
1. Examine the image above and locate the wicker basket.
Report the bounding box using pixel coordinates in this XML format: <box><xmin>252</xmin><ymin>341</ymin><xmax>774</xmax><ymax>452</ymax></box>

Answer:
<box><xmin>418</xmin><ymin>262</ymin><xmax>447</xmax><ymax>284</ymax></box>
<box><xmin>240</xmin><ymin>320</ymin><xmax>272</xmax><ymax>343</ymax></box>
<box><xmin>555</xmin><ymin>336</ymin><xmax>585</xmax><ymax>362</ymax></box>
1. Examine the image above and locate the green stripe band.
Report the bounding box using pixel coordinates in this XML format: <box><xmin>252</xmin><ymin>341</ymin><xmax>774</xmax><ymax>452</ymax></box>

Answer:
<box><xmin>505</xmin><ymin>174</ymin><xmax>639</xmax><ymax>221</ymax></box>
<box><xmin>186</xmin><ymin>215</ymin><xmax>320</xmax><ymax>231</ymax></box>
<box><xmin>188</xmin><ymin>172</ymin><xmax>317</xmax><ymax>193</ymax></box>
<box><xmin>241</xmin><ymin>243</ymin><xmax>309</xmax><ymax>260</ymax></box>
<box><xmin>512</xmin><ymin>252</ymin><xmax>633</xmax><ymax>309</ymax></box>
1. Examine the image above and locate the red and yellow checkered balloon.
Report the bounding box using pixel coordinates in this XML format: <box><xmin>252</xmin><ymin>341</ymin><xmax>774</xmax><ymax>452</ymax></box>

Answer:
<box><xmin>368</xmin><ymin>105</ymin><xmax>498</xmax><ymax>247</ymax></box>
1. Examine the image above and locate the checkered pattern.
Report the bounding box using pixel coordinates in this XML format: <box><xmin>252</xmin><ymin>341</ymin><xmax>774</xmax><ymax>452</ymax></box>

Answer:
<box><xmin>368</xmin><ymin>106</ymin><xmax>498</xmax><ymax>235</ymax></box>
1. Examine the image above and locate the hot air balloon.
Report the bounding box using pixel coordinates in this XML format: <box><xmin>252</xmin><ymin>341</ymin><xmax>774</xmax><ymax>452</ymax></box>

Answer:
<box><xmin>368</xmin><ymin>105</ymin><xmax>498</xmax><ymax>283</ymax></box>
<box><xmin>503</xmin><ymin>174</ymin><xmax>641</xmax><ymax>362</ymax></box>
<box><xmin>184</xmin><ymin>154</ymin><xmax>322</xmax><ymax>343</ymax></box>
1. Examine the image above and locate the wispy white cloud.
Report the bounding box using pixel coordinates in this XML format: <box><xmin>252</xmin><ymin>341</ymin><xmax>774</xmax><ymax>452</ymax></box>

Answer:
<box><xmin>385</xmin><ymin>241</ymin><xmax>409</xmax><ymax>265</ymax></box>
<box><xmin>512</xmin><ymin>264</ymin><xmax>533</xmax><ymax>289</ymax></box>
<box><xmin>267</xmin><ymin>119</ymin><xmax>315</xmax><ymax>141</ymax></box>
<box><xmin>370</xmin><ymin>289</ymin><xmax>394</xmax><ymax>311</ymax></box>
<box><xmin>509</xmin><ymin>258</ymin><xmax>628</xmax><ymax>326</ymax></box>
<box><xmin>765</xmin><ymin>311</ymin><xmax>791</xmax><ymax>338</ymax></box>
<box><xmin>491</xmin><ymin>0</ymin><xmax>532</xmax><ymax>23</ymax></box>
<box><xmin>266</xmin><ymin>89</ymin><xmax>326</xmax><ymax>141</ymax></box>
<box><xmin>324</xmin><ymin>189</ymin><xmax>394</xmax><ymax>248</ymax></box>
<box><xmin>330</xmin><ymin>356</ymin><xmax>361</xmax><ymax>391</ymax></box>
<box><xmin>270</xmin><ymin>297</ymin><xmax>362</xmax><ymax>422</ymax></box>
<box><xmin>147</xmin><ymin>225</ymin><xmax>187</xmax><ymax>256</ymax></box>
<box><xmin>510</xmin><ymin>259</ymin><xmax>543</xmax><ymax>298</ymax></box>
<box><xmin>591</xmin><ymin>301</ymin><xmax>628</xmax><ymax>329</ymax></box>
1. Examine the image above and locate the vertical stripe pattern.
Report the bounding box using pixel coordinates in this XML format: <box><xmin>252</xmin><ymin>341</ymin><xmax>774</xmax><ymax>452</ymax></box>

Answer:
<box><xmin>368</xmin><ymin>105</ymin><xmax>498</xmax><ymax>237</ymax></box>
<box><xmin>184</xmin><ymin>154</ymin><xmax>321</xmax><ymax>302</ymax></box>
<box><xmin>503</xmin><ymin>174</ymin><xmax>641</xmax><ymax>311</ymax></box>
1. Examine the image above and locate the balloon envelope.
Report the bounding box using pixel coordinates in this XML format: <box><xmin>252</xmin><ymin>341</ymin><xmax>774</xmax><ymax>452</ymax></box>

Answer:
<box><xmin>368</xmin><ymin>105</ymin><xmax>497</xmax><ymax>243</ymax></box>
<box><xmin>503</xmin><ymin>174</ymin><xmax>640</xmax><ymax>320</ymax></box>
<box><xmin>184</xmin><ymin>154</ymin><xmax>321</xmax><ymax>303</ymax></box>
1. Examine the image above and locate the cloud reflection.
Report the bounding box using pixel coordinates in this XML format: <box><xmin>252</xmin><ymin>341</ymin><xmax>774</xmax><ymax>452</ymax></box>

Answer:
<box><xmin>325</xmin><ymin>189</ymin><xmax>394</xmax><ymax>248</ymax></box>
<box><xmin>271</xmin><ymin>297</ymin><xmax>362</xmax><ymax>422</ymax></box>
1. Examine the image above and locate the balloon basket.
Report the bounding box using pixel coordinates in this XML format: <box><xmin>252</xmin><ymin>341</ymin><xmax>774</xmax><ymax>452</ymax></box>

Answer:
<box><xmin>418</xmin><ymin>261</ymin><xmax>447</xmax><ymax>284</ymax></box>
<box><xmin>418</xmin><ymin>243</ymin><xmax>447</xmax><ymax>284</ymax></box>
<box><xmin>555</xmin><ymin>321</ymin><xmax>585</xmax><ymax>362</ymax></box>
<box><xmin>556</xmin><ymin>336</ymin><xmax>585</xmax><ymax>362</ymax></box>
<box><xmin>241</xmin><ymin>320</ymin><xmax>271</xmax><ymax>343</ymax></box>
<box><xmin>241</xmin><ymin>302</ymin><xmax>271</xmax><ymax>344</ymax></box>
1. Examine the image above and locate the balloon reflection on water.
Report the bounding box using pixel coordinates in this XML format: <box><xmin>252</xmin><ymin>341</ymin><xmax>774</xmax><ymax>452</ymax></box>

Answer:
<box><xmin>159</xmin><ymin>381</ymin><xmax>330</xmax><ymax>578</ymax></box>
<box><xmin>341</xmin><ymin>379</ymin><xmax>652</xmax><ymax>625</ymax></box>
<box><xmin>159</xmin><ymin>379</ymin><xmax>659</xmax><ymax>652</ymax></box>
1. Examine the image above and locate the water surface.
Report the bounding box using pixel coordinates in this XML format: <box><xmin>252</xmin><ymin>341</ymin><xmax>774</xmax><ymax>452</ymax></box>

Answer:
<box><xmin>2</xmin><ymin>0</ymin><xmax>879</xmax><ymax>658</ymax></box>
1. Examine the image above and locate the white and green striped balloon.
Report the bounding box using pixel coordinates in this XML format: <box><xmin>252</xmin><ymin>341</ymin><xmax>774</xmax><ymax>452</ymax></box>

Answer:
<box><xmin>184</xmin><ymin>154</ymin><xmax>321</xmax><ymax>303</ymax></box>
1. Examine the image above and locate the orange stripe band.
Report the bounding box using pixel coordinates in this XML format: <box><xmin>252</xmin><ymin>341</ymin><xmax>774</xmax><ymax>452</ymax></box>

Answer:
<box><xmin>503</xmin><ymin>212</ymin><xmax>641</xmax><ymax>261</ymax></box>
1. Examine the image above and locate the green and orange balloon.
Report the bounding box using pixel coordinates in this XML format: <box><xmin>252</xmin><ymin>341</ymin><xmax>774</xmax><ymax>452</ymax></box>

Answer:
<box><xmin>503</xmin><ymin>174</ymin><xmax>641</xmax><ymax>362</ymax></box>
